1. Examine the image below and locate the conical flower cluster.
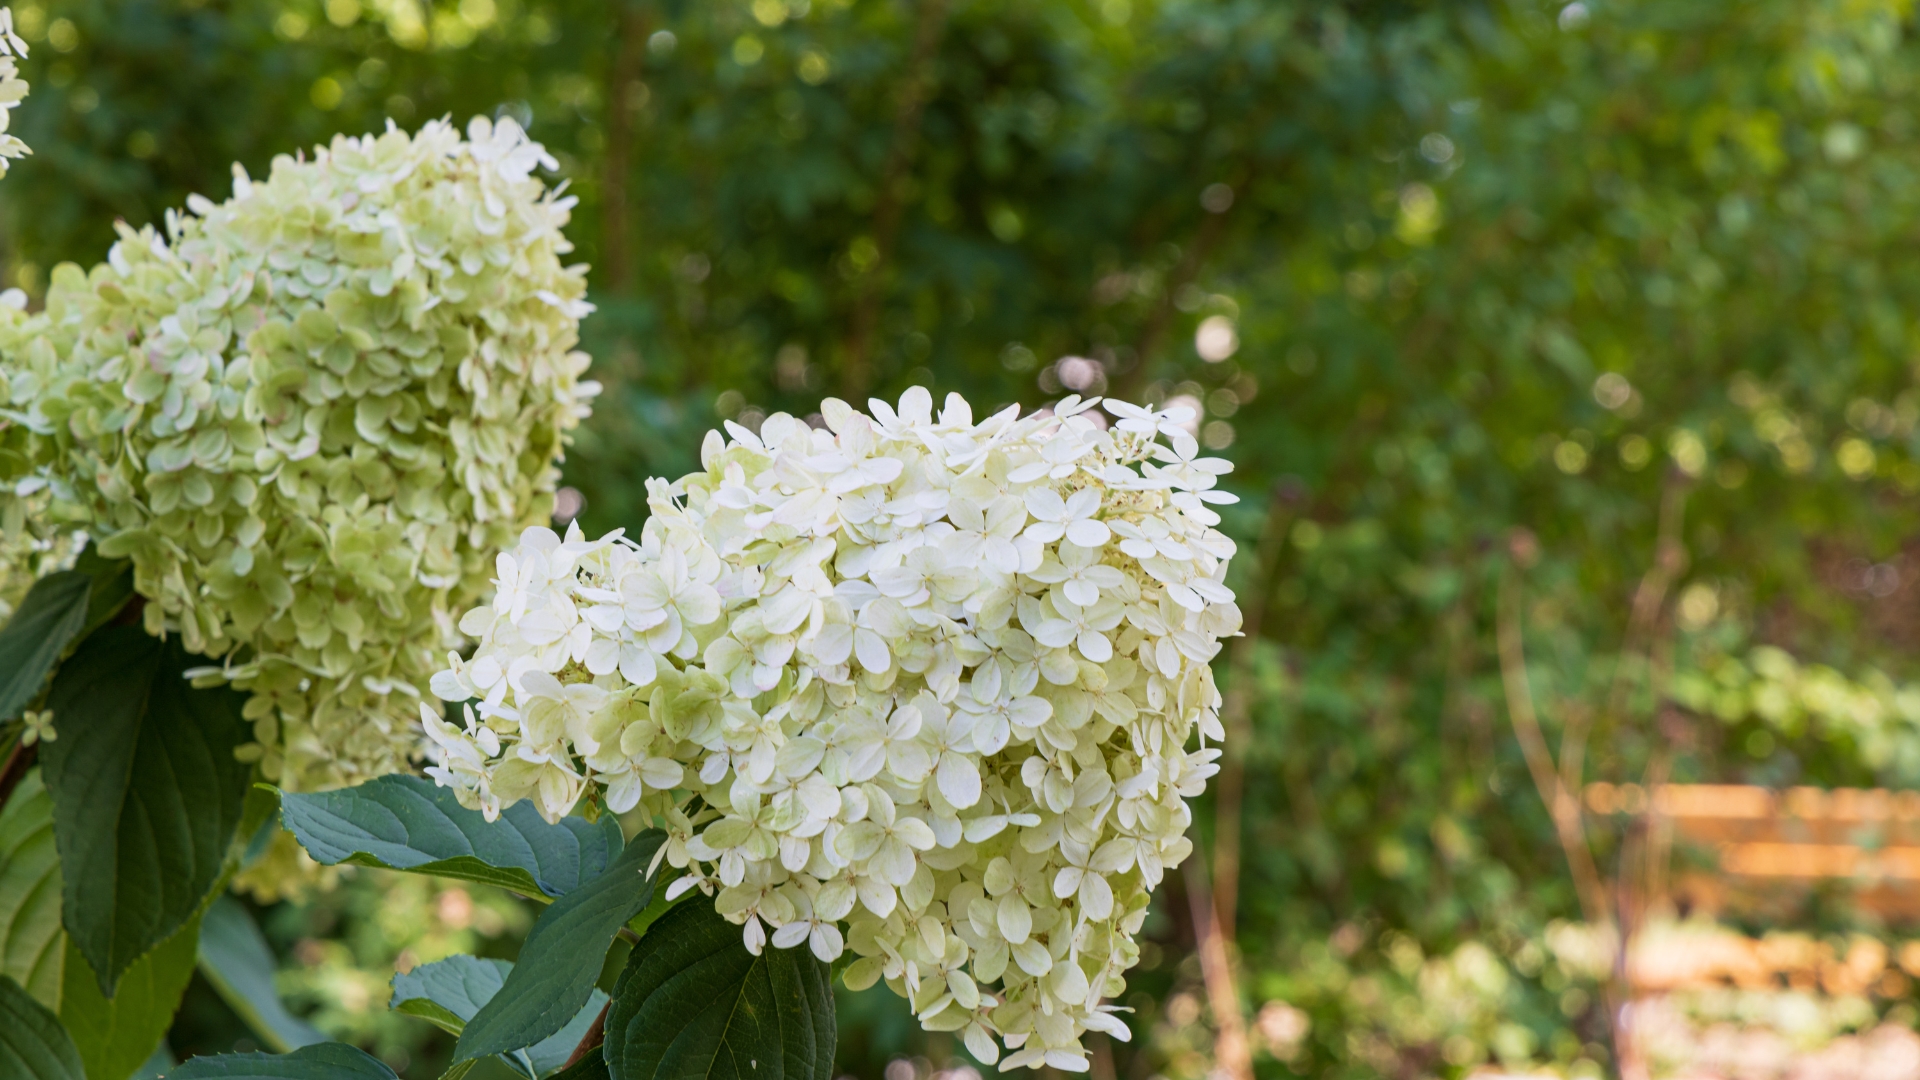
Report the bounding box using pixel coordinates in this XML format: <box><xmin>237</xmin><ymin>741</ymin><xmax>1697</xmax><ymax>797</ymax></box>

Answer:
<box><xmin>8</xmin><ymin>117</ymin><xmax>598</xmax><ymax>790</ymax></box>
<box><xmin>425</xmin><ymin>390</ymin><xmax>1238</xmax><ymax>1069</ymax></box>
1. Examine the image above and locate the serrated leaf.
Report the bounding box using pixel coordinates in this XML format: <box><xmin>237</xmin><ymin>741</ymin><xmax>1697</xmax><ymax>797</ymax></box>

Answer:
<box><xmin>167</xmin><ymin>1042</ymin><xmax>399</xmax><ymax>1080</ymax></box>
<box><xmin>0</xmin><ymin>571</ymin><xmax>91</xmax><ymax>723</ymax></box>
<box><xmin>392</xmin><ymin>954</ymin><xmax>607</xmax><ymax>1079</ymax></box>
<box><xmin>276</xmin><ymin>775</ymin><xmax>623</xmax><ymax>900</ymax></box>
<box><xmin>521</xmin><ymin>991</ymin><xmax>612</xmax><ymax>1079</ymax></box>
<box><xmin>41</xmin><ymin>626</ymin><xmax>251</xmax><ymax>995</ymax></box>
<box><xmin>603</xmin><ymin>898</ymin><xmax>834</xmax><ymax>1080</ymax></box>
<box><xmin>454</xmin><ymin>832</ymin><xmax>664</xmax><ymax>1066</ymax></box>
<box><xmin>198</xmin><ymin>895</ymin><xmax>326</xmax><ymax>1053</ymax></box>
<box><xmin>0</xmin><ymin>770</ymin><xmax>64</xmax><ymax>1009</ymax></box>
<box><xmin>0</xmin><ymin>972</ymin><xmax>82</xmax><ymax>1080</ymax></box>
<box><xmin>60</xmin><ymin>912</ymin><xmax>201</xmax><ymax>1080</ymax></box>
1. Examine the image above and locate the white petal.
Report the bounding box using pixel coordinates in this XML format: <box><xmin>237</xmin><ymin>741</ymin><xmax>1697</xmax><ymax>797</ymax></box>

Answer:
<box><xmin>1079</xmin><ymin>871</ymin><xmax>1114</xmax><ymax>921</ymax></box>
<box><xmin>1065</xmin><ymin>518</ymin><xmax>1111</xmax><ymax>548</ymax></box>
<box><xmin>997</xmin><ymin>895</ymin><xmax>1032</xmax><ymax>943</ymax></box>
<box><xmin>854</xmin><ymin>628</ymin><xmax>892</xmax><ymax>673</ymax></box>
<box><xmin>809</xmin><ymin>922</ymin><xmax>845</xmax><ymax>962</ymax></box>
<box><xmin>936</xmin><ymin>753</ymin><xmax>982</xmax><ymax>809</ymax></box>
<box><xmin>771</xmin><ymin>921</ymin><xmax>811</xmax><ymax>950</ymax></box>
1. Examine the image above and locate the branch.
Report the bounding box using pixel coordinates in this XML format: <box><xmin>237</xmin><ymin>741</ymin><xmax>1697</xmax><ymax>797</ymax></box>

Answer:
<box><xmin>1210</xmin><ymin>480</ymin><xmax>1298</xmax><ymax>941</ymax></box>
<box><xmin>1494</xmin><ymin>560</ymin><xmax>1610</xmax><ymax>928</ymax></box>
<box><xmin>841</xmin><ymin>0</ymin><xmax>948</xmax><ymax>401</ymax></box>
<box><xmin>1112</xmin><ymin>168</ymin><xmax>1245</xmax><ymax>404</ymax></box>
<box><xmin>561</xmin><ymin>998</ymin><xmax>611</xmax><ymax>1070</ymax></box>
<box><xmin>1182</xmin><ymin>856</ymin><xmax>1253</xmax><ymax>1080</ymax></box>
<box><xmin>600</xmin><ymin>0</ymin><xmax>651</xmax><ymax>295</ymax></box>
<box><xmin>0</xmin><ymin>737</ymin><xmax>35</xmax><ymax>813</ymax></box>
<box><xmin>1601</xmin><ymin>470</ymin><xmax>1691</xmax><ymax>730</ymax></box>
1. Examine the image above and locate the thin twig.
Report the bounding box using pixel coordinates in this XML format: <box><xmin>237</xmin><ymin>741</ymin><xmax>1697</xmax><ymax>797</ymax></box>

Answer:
<box><xmin>1113</xmin><ymin>170</ymin><xmax>1244</xmax><ymax>404</ymax></box>
<box><xmin>1182</xmin><ymin>856</ymin><xmax>1253</xmax><ymax>1080</ymax></box>
<box><xmin>0</xmin><ymin>738</ymin><xmax>34</xmax><ymax>813</ymax></box>
<box><xmin>600</xmin><ymin>1</ymin><xmax>651</xmax><ymax>295</ymax></box>
<box><xmin>1494</xmin><ymin>563</ymin><xmax>1610</xmax><ymax>928</ymax></box>
<box><xmin>1598</xmin><ymin>474</ymin><xmax>1688</xmax><ymax>1080</ymax></box>
<box><xmin>1210</xmin><ymin>481</ymin><xmax>1296</xmax><ymax>941</ymax></box>
<box><xmin>1603</xmin><ymin>472</ymin><xmax>1691</xmax><ymax>727</ymax></box>
<box><xmin>1088</xmin><ymin>1031</ymin><xmax>1117</xmax><ymax>1080</ymax></box>
<box><xmin>1612</xmin><ymin>811</ymin><xmax>1649</xmax><ymax>1080</ymax></box>
<box><xmin>841</xmin><ymin>0</ymin><xmax>948</xmax><ymax>401</ymax></box>
<box><xmin>562</xmin><ymin>999</ymin><xmax>611</xmax><ymax>1069</ymax></box>
<box><xmin>1497</xmin><ymin>563</ymin><xmax>1648</xmax><ymax>1080</ymax></box>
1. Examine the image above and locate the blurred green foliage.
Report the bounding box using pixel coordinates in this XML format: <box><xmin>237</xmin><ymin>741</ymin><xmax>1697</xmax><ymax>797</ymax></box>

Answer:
<box><xmin>16</xmin><ymin>0</ymin><xmax>1920</xmax><ymax>1075</ymax></box>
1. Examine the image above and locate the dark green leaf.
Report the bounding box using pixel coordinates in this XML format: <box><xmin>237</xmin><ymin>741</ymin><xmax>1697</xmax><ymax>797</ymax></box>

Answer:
<box><xmin>59</xmin><ymin>913</ymin><xmax>201</xmax><ymax>1080</ymax></box>
<box><xmin>0</xmin><ymin>972</ymin><xmax>82</xmax><ymax>1080</ymax></box>
<box><xmin>603</xmin><ymin>898</ymin><xmax>833</xmax><ymax>1080</ymax></box>
<box><xmin>522</xmin><ymin>992</ymin><xmax>611</xmax><ymax>1080</ymax></box>
<box><xmin>198</xmin><ymin>895</ymin><xmax>326</xmax><ymax>1053</ymax></box>
<box><xmin>276</xmin><ymin>775</ymin><xmax>623</xmax><ymax>900</ymax></box>
<box><xmin>41</xmin><ymin>626</ymin><xmax>250</xmax><ymax>995</ymax></box>
<box><xmin>0</xmin><ymin>770</ymin><xmax>64</xmax><ymax>1009</ymax></box>
<box><xmin>167</xmin><ymin>1042</ymin><xmax>399</xmax><ymax>1080</ymax></box>
<box><xmin>548</xmin><ymin>1052</ymin><xmax>612</xmax><ymax>1080</ymax></box>
<box><xmin>392</xmin><ymin>954</ymin><xmax>607</xmax><ymax>1079</ymax></box>
<box><xmin>0</xmin><ymin>571</ymin><xmax>90</xmax><ymax>723</ymax></box>
<box><xmin>70</xmin><ymin>548</ymin><xmax>135</xmax><ymax>641</ymax></box>
<box><xmin>454</xmin><ymin>831</ymin><xmax>664</xmax><ymax>1066</ymax></box>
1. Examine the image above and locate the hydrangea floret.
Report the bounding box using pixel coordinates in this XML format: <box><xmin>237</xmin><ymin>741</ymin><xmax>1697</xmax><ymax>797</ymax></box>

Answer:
<box><xmin>0</xmin><ymin>9</ymin><xmax>29</xmax><ymax>176</ymax></box>
<box><xmin>9</xmin><ymin>117</ymin><xmax>598</xmax><ymax>791</ymax></box>
<box><xmin>424</xmin><ymin>389</ymin><xmax>1239</xmax><ymax>1070</ymax></box>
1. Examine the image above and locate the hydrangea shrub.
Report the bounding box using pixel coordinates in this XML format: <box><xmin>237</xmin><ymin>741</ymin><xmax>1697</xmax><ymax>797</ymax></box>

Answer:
<box><xmin>424</xmin><ymin>390</ymin><xmax>1238</xmax><ymax>1069</ymax></box>
<box><xmin>9</xmin><ymin>117</ymin><xmax>598</xmax><ymax>791</ymax></box>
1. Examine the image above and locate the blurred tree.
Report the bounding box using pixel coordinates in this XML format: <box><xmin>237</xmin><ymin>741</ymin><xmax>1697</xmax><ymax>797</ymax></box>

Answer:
<box><xmin>11</xmin><ymin>0</ymin><xmax>1920</xmax><ymax>1076</ymax></box>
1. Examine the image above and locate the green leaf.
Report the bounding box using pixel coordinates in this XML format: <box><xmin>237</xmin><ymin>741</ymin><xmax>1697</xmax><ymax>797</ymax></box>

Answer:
<box><xmin>602</xmin><ymin>898</ymin><xmax>833</xmax><ymax>1080</ymax></box>
<box><xmin>0</xmin><ymin>770</ymin><xmax>65</xmax><ymax>1010</ymax></box>
<box><xmin>197</xmin><ymin>895</ymin><xmax>326</xmax><ymax>1053</ymax></box>
<box><xmin>547</xmin><ymin>1053</ymin><xmax>612</xmax><ymax>1080</ymax></box>
<box><xmin>0</xmin><ymin>972</ymin><xmax>83</xmax><ymax>1080</ymax></box>
<box><xmin>59</xmin><ymin>913</ymin><xmax>201</xmax><ymax>1080</ymax></box>
<box><xmin>392</xmin><ymin>954</ymin><xmax>512</xmax><ymax>1035</ymax></box>
<box><xmin>391</xmin><ymin>954</ymin><xmax>608</xmax><ymax>1079</ymax></box>
<box><xmin>0</xmin><ymin>546</ymin><xmax>134</xmax><ymax>726</ymax></box>
<box><xmin>167</xmin><ymin>1042</ymin><xmax>399</xmax><ymax>1080</ymax></box>
<box><xmin>41</xmin><ymin>626</ymin><xmax>250</xmax><ymax>996</ymax></box>
<box><xmin>0</xmin><ymin>571</ymin><xmax>91</xmax><ymax>723</ymax></box>
<box><xmin>132</xmin><ymin>1042</ymin><xmax>174</xmax><ymax>1080</ymax></box>
<box><xmin>69</xmin><ymin>548</ymin><xmax>134</xmax><ymax>642</ymax></box>
<box><xmin>454</xmin><ymin>832</ymin><xmax>664</xmax><ymax>1067</ymax></box>
<box><xmin>521</xmin><ymin>993</ymin><xmax>612</xmax><ymax>1080</ymax></box>
<box><xmin>276</xmin><ymin>775</ymin><xmax>624</xmax><ymax>900</ymax></box>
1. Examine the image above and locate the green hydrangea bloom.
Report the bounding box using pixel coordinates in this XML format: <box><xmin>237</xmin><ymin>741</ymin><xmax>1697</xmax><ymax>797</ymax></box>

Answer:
<box><xmin>19</xmin><ymin>117</ymin><xmax>598</xmax><ymax>790</ymax></box>
<box><xmin>0</xmin><ymin>289</ymin><xmax>85</xmax><ymax>612</ymax></box>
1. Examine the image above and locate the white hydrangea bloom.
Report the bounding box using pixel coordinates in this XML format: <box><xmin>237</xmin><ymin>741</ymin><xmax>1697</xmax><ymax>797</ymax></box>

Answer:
<box><xmin>426</xmin><ymin>389</ymin><xmax>1238</xmax><ymax>1069</ymax></box>
<box><xmin>11</xmin><ymin>117</ymin><xmax>598</xmax><ymax>791</ymax></box>
<box><xmin>0</xmin><ymin>10</ymin><xmax>30</xmax><ymax>177</ymax></box>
